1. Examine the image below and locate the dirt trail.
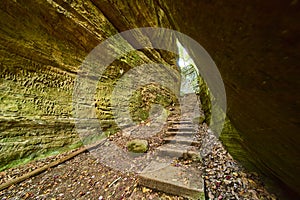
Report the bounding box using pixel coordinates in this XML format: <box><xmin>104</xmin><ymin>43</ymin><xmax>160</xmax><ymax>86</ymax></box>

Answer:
<box><xmin>0</xmin><ymin>95</ymin><xmax>277</xmax><ymax>199</ymax></box>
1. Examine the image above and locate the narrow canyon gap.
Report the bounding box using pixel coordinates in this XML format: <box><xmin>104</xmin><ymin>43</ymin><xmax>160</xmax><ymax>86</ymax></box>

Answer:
<box><xmin>0</xmin><ymin>0</ymin><xmax>299</xmax><ymax>199</ymax></box>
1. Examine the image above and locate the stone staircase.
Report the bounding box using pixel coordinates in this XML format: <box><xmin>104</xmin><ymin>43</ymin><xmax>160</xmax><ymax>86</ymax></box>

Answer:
<box><xmin>137</xmin><ymin>94</ymin><xmax>205</xmax><ymax>199</ymax></box>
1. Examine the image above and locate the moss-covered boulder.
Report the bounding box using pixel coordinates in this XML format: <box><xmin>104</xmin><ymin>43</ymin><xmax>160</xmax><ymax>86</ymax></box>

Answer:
<box><xmin>126</xmin><ymin>139</ymin><xmax>148</xmax><ymax>153</ymax></box>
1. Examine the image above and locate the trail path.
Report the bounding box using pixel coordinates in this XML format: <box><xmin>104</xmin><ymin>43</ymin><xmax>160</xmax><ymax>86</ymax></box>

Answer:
<box><xmin>0</xmin><ymin>95</ymin><xmax>277</xmax><ymax>199</ymax></box>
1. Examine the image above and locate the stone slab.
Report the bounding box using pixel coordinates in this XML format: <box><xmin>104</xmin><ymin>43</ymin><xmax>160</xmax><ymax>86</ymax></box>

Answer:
<box><xmin>157</xmin><ymin>145</ymin><xmax>201</xmax><ymax>160</ymax></box>
<box><xmin>163</xmin><ymin>136</ymin><xmax>201</xmax><ymax>146</ymax></box>
<box><xmin>139</xmin><ymin>163</ymin><xmax>205</xmax><ymax>199</ymax></box>
<box><xmin>167</xmin><ymin>127</ymin><xmax>197</xmax><ymax>132</ymax></box>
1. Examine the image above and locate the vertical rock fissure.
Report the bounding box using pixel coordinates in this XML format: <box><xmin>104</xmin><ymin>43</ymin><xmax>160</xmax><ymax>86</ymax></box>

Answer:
<box><xmin>176</xmin><ymin>39</ymin><xmax>212</xmax><ymax>125</ymax></box>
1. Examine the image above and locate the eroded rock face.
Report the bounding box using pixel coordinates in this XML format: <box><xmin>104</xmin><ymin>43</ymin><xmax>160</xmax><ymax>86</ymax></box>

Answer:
<box><xmin>0</xmin><ymin>0</ymin><xmax>181</xmax><ymax>171</ymax></box>
<box><xmin>0</xmin><ymin>0</ymin><xmax>299</xmax><ymax>198</ymax></box>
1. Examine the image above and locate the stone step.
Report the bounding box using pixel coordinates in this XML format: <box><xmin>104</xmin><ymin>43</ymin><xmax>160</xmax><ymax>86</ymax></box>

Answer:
<box><xmin>163</xmin><ymin>136</ymin><xmax>201</xmax><ymax>146</ymax></box>
<box><xmin>169</xmin><ymin>123</ymin><xmax>196</xmax><ymax>127</ymax></box>
<box><xmin>167</xmin><ymin>127</ymin><xmax>197</xmax><ymax>132</ymax></box>
<box><xmin>167</xmin><ymin>126</ymin><xmax>198</xmax><ymax>133</ymax></box>
<box><xmin>168</xmin><ymin>120</ymin><xmax>194</xmax><ymax>125</ymax></box>
<box><xmin>165</xmin><ymin>131</ymin><xmax>195</xmax><ymax>137</ymax></box>
<box><xmin>176</xmin><ymin>118</ymin><xmax>195</xmax><ymax>121</ymax></box>
<box><xmin>156</xmin><ymin>145</ymin><xmax>201</xmax><ymax>160</ymax></box>
<box><xmin>138</xmin><ymin>163</ymin><xmax>205</xmax><ymax>199</ymax></box>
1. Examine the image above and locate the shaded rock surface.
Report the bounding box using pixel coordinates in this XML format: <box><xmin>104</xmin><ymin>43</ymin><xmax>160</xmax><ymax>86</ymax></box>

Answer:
<box><xmin>166</xmin><ymin>1</ymin><xmax>300</xmax><ymax>198</ymax></box>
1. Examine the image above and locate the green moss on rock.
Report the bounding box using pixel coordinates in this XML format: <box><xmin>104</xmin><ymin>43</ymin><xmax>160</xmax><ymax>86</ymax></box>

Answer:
<box><xmin>126</xmin><ymin>139</ymin><xmax>148</xmax><ymax>153</ymax></box>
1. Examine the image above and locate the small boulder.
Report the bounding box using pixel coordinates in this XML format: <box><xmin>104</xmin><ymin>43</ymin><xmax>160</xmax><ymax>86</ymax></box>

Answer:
<box><xmin>126</xmin><ymin>139</ymin><xmax>148</xmax><ymax>153</ymax></box>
